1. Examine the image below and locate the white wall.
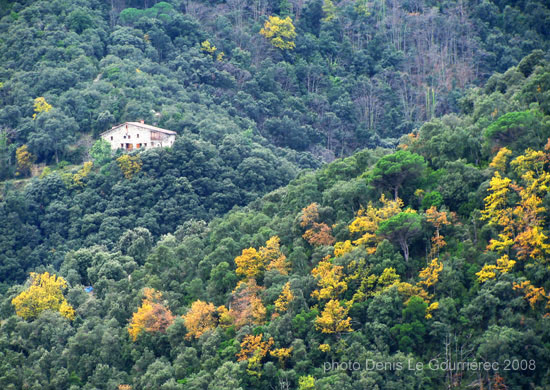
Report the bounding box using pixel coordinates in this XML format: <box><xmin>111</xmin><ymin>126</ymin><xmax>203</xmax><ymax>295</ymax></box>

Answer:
<box><xmin>101</xmin><ymin>124</ymin><xmax>176</xmax><ymax>151</ymax></box>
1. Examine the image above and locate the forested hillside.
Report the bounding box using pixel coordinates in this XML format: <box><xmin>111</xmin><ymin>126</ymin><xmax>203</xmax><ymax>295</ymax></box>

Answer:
<box><xmin>2</xmin><ymin>0</ymin><xmax>550</xmax><ymax>389</ymax></box>
<box><xmin>1</xmin><ymin>0</ymin><xmax>549</xmax><ymax>172</ymax></box>
<box><xmin>2</xmin><ymin>54</ymin><xmax>550</xmax><ymax>388</ymax></box>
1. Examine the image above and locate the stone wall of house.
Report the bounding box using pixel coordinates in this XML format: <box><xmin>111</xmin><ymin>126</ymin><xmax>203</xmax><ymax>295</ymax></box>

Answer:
<box><xmin>102</xmin><ymin>123</ymin><xmax>176</xmax><ymax>151</ymax></box>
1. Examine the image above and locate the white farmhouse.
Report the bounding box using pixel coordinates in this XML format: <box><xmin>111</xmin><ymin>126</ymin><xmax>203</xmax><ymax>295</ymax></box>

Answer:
<box><xmin>100</xmin><ymin>121</ymin><xmax>177</xmax><ymax>151</ymax></box>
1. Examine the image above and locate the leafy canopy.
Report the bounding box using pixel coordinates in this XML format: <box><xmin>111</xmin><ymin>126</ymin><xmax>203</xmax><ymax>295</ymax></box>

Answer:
<box><xmin>259</xmin><ymin>16</ymin><xmax>296</xmax><ymax>50</ymax></box>
<box><xmin>12</xmin><ymin>272</ymin><xmax>75</xmax><ymax>320</ymax></box>
<box><xmin>128</xmin><ymin>288</ymin><xmax>174</xmax><ymax>341</ymax></box>
<box><xmin>369</xmin><ymin>150</ymin><xmax>426</xmax><ymax>200</ymax></box>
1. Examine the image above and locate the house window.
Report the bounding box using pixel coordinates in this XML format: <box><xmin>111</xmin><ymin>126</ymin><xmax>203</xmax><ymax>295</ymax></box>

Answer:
<box><xmin>144</xmin><ymin>143</ymin><xmax>147</xmax><ymax>147</ymax></box>
<box><xmin>110</xmin><ymin>136</ymin><xmax>113</xmax><ymax>140</ymax></box>
<box><xmin>123</xmin><ymin>135</ymin><xmax>126</xmax><ymax>139</ymax></box>
<box><xmin>120</xmin><ymin>143</ymin><xmax>124</xmax><ymax>148</ymax></box>
<box><xmin>128</xmin><ymin>134</ymin><xmax>131</xmax><ymax>139</ymax></box>
<box><xmin>136</xmin><ymin>134</ymin><xmax>139</xmax><ymax>138</ymax></box>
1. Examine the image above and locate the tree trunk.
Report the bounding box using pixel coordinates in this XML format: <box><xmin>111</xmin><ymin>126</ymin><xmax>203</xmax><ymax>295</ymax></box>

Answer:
<box><xmin>400</xmin><ymin>238</ymin><xmax>409</xmax><ymax>263</ymax></box>
<box><xmin>394</xmin><ymin>185</ymin><xmax>399</xmax><ymax>201</ymax></box>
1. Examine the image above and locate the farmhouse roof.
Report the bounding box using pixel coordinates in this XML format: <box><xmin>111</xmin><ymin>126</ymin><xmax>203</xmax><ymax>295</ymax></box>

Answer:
<box><xmin>100</xmin><ymin>122</ymin><xmax>177</xmax><ymax>136</ymax></box>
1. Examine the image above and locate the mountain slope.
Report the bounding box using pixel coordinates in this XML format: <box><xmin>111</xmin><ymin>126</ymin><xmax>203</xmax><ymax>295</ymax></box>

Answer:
<box><xmin>1</xmin><ymin>58</ymin><xmax>550</xmax><ymax>389</ymax></box>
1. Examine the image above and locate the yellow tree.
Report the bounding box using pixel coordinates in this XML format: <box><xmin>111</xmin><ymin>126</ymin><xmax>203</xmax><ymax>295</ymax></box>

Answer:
<box><xmin>182</xmin><ymin>300</ymin><xmax>218</xmax><ymax>339</ymax></box>
<box><xmin>298</xmin><ymin>375</ymin><xmax>316</xmax><ymax>390</ymax></box>
<box><xmin>200</xmin><ymin>40</ymin><xmax>216</xmax><ymax>54</ymax></box>
<box><xmin>15</xmin><ymin>144</ymin><xmax>35</xmax><ymax>177</ymax></box>
<box><xmin>348</xmin><ymin>194</ymin><xmax>402</xmax><ymax>254</ymax></box>
<box><xmin>417</xmin><ymin>258</ymin><xmax>444</xmax><ymax>291</ymax></box>
<box><xmin>32</xmin><ymin>96</ymin><xmax>52</xmax><ymax>119</ymax></box>
<box><xmin>489</xmin><ymin>147</ymin><xmax>512</xmax><ymax>173</ymax></box>
<box><xmin>236</xmin><ymin>236</ymin><xmax>289</xmax><ymax>280</ymax></box>
<box><xmin>481</xmin><ymin>171</ymin><xmax>515</xmax><ymax>257</ymax></box>
<box><xmin>72</xmin><ymin>161</ymin><xmax>93</xmax><ymax>188</ymax></box>
<box><xmin>311</xmin><ymin>257</ymin><xmax>347</xmax><ymax>300</ymax></box>
<box><xmin>322</xmin><ymin>0</ymin><xmax>337</xmax><ymax>21</ymax></box>
<box><xmin>116</xmin><ymin>155</ymin><xmax>142</xmax><ymax>179</ymax></box>
<box><xmin>479</xmin><ymin>145</ymin><xmax>550</xmax><ymax>283</ymax></box>
<box><xmin>513</xmin><ymin>281</ymin><xmax>550</xmax><ymax>310</ymax></box>
<box><xmin>12</xmin><ymin>272</ymin><xmax>75</xmax><ymax>320</ymax></box>
<box><xmin>348</xmin><ymin>265</ymin><xmax>400</xmax><ymax>302</ymax></box>
<box><xmin>235</xmin><ymin>247</ymin><xmax>263</xmax><ymax>279</ymax></box>
<box><xmin>259</xmin><ymin>16</ymin><xmax>296</xmax><ymax>50</ymax></box>
<box><xmin>425</xmin><ymin>206</ymin><xmax>450</xmax><ymax>259</ymax></box>
<box><xmin>509</xmin><ymin>149</ymin><xmax>550</xmax><ymax>260</ymax></box>
<box><xmin>236</xmin><ymin>334</ymin><xmax>274</xmax><ymax>377</ymax></box>
<box><xmin>270</xmin><ymin>347</ymin><xmax>293</xmax><ymax>367</ymax></box>
<box><xmin>217</xmin><ymin>305</ymin><xmax>234</xmax><ymax>328</ymax></box>
<box><xmin>314</xmin><ymin>299</ymin><xmax>352</xmax><ymax>334</ymax></box>
<box><xmin>262</xmin><ymin>236</ymin><xmax>290</xmax><ymax>275</ymax></box>
<box><xmin>128</xmin><ymin>288</ymin><xmax>174</xmax><ymax>341</ymax></box>
<box><xmin>274</xmin><ymin>282</ymin><xmax>294</xmax><ymax>312</ymax></box>
<box><xmin>476</xmin><ymin>255</ymin><xmax>516</xmax><ymax>283</ymax></box>
<box><xmin>333</xmin><ymin>240</ymin><xmax>353</xmax><ymax>257</ymax></box>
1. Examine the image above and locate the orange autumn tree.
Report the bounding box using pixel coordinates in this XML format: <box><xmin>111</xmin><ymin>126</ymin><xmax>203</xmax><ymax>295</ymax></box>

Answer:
<box><xmin>12</xmin><ymin>272</ymin><xmax>75</xmax><ymax>320</ymax></box>
<box><xmin>128</xmin><ymin>288</ymin><xmax>174</xmax><ymax>341</ymax></box>
<box><xmin>513</xmin><ymin>281</ymin><xmax>550</xmax><ymax>311</ymax></box>
<box><xmin>182</xmin><ymin>300</ymin><xmax>218</xmax><ymax>339</ymax></box>
<box><xmin>227</xmin><ymin>279</ymin><xmax>266</xmax><ymax>328</ymax></box>
<box><xmin>237</xmin><ymin>334</ymin><xmax>274</xmax><ymax>376</ymax></box>
<box><xmin>299</xmin><ymin>203</ymin><xmax>335</xmax><ymax>246</ymax></box>
<box><xmin>425</xmin><ymin>206</ymin><xmax>451</xmax><ymax>259</ymax></box>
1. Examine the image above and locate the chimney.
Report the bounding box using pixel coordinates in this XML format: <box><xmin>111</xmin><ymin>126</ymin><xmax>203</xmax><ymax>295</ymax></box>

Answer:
<box><xmin>140</xmin><ymin>119</ymin><xmax>144</xmax><ymax>124</ymax></box>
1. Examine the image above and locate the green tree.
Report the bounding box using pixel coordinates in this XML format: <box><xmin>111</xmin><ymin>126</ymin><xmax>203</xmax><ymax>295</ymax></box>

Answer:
<box><xmin>484</xmin><ymin>109</ymin><xmax>549</xmax><ymax>152</ymax></box>
<box><xmin>0</xmin><ymin>130</ymin><xmax>13</xmax><ymax>179</ymax></box>
<box><xmin>89</xmin><ymin>139</ymin><xmax>112</xmax><ymax>166</ymax></box>
<box><xmin>377</xmin><ymin>212</ymin><xmax>423</xmax><ymax>263</ymax></box>
<box><xmin>322</xmin><ymin>0</ymin><xmax>337</xmax><ymax>22</ymax></box>
<box><xmin>369</xmin><ymin>151</ymin><xmax>426</xmax><ymax>200</ymax></box>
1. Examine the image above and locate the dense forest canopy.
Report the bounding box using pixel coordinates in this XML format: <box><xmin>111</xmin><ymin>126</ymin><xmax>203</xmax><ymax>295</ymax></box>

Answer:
<box><xmin>1</xmin><ymin>55</ymin><xmax>550</xmax><ymax>389</ymax></box>
<box><xmin>1</xmin><ymin>0</ymin><xmax>550</xmax><ymax>389</ymax></box>
<box><xmin>0</xmin><ymin>0</ymin><xmax>549</xmax><ymax>169</ymax></box>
